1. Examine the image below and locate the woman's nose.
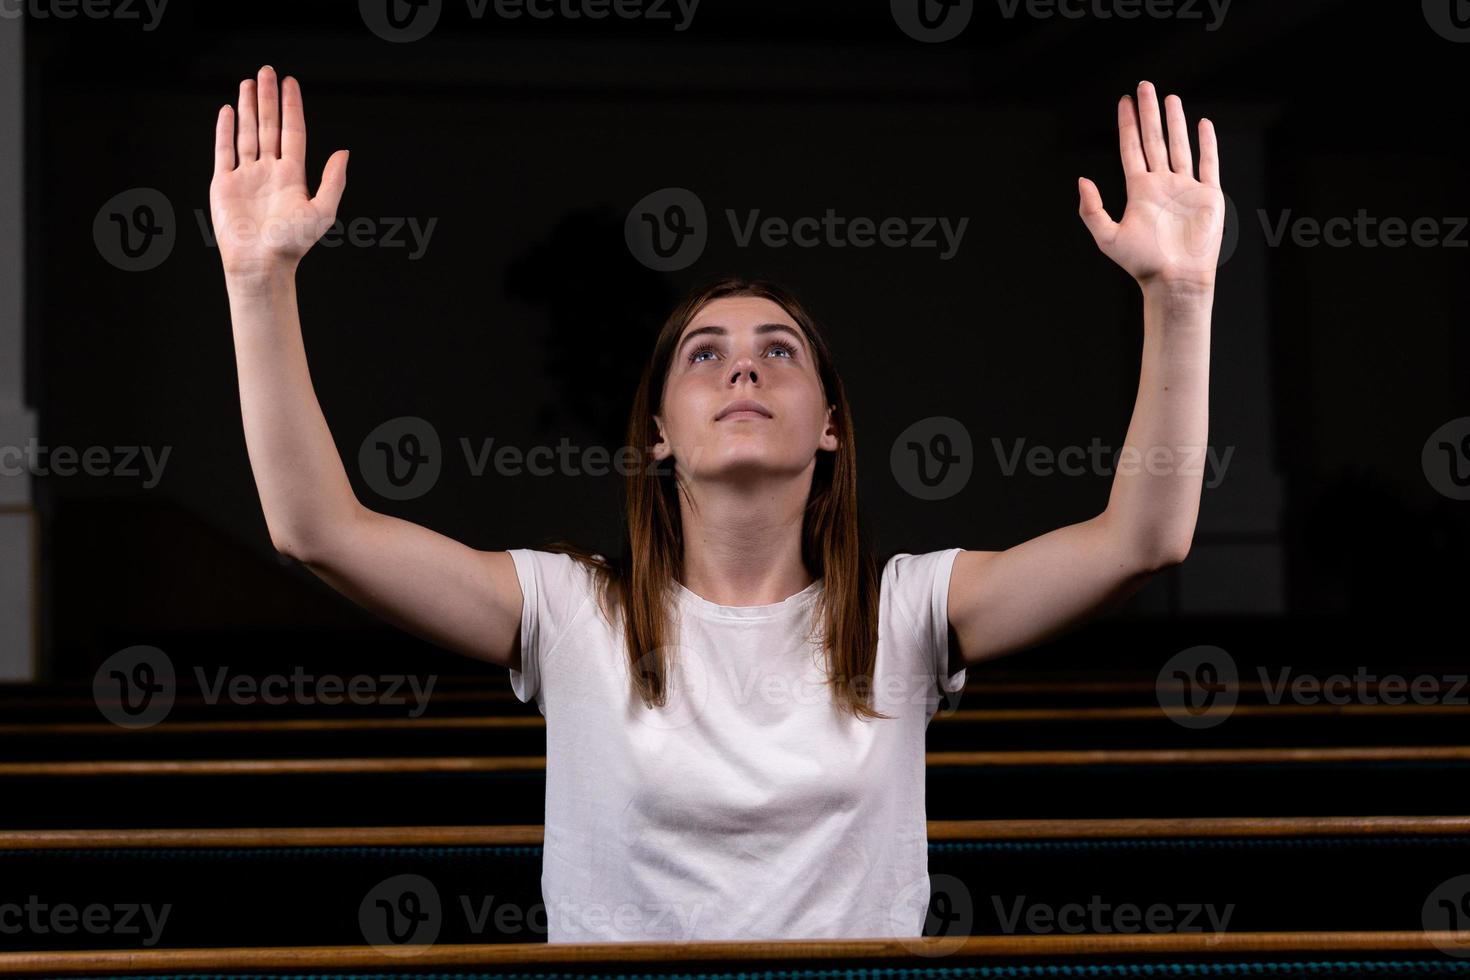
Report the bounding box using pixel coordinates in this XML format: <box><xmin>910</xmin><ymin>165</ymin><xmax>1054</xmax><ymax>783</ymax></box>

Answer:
<box><xmin>729</xmin><ymin>355</ymin><xmax>758</xmax><ymax>384</ymax></box>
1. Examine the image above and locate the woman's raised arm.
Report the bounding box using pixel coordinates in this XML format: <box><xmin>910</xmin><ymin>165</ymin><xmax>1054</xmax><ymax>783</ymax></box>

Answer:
<box><xmin>946</xmin><ymin>80</ymin><xmax>1220</xmax><ymax>667</ymax></box>
<box><xmin>210</xmin><ymin>65</ymin><xmax>524</xmax><ymax>669</ymax></box>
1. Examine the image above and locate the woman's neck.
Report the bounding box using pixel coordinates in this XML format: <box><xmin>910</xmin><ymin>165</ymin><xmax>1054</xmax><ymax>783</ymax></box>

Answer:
<box><xmin>675</xmin><ymin>476</ymin><xmax>815</xmax><ymax>606</ymax></box>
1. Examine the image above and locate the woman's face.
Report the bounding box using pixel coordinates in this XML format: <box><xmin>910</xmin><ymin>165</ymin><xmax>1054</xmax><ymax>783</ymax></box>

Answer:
<box><xmin>653</xmin><ymin>296</ymin><xmax>838</xmax><ymax>484</ymax></box>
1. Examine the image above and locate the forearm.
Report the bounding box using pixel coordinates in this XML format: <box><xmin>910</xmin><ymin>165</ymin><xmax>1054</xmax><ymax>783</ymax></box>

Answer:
<box><xmin>1103</xmin><ymin>282</ymin><xmax>1212</xmax><ymax>565</ymax></box>
<box><xmin>226</xmin><ymin>268</ymin><xmax>361</xmax><ymax>557</ymax></box>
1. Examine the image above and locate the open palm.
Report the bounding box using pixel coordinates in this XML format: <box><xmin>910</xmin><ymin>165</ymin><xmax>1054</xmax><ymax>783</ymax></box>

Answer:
<box><xmin>209</xmin><ymin>66</ymin><xmax>348</xmax><ymax>279</ymax></box>
<box><xmin>1079</xmin><ymin>81</ymin><xmax>1223</xmax><ymax>292</ymax></box>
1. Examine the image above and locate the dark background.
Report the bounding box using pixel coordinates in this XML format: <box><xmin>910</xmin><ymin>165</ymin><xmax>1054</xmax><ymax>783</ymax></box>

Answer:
<box><xmin>19</xmin><ymin>0</ymin><xmax>1469</xmax><ymax>681</ymax></box>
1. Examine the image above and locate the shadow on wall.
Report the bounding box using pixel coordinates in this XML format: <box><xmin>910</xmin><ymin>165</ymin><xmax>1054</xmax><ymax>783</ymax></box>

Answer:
<box><xmin>505</xmin><ymin>206</ymin><xmax>678</xmax><ymax>450</ymax></box>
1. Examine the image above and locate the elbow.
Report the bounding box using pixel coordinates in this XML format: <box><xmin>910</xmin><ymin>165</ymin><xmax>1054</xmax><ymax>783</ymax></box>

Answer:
<box><xmin>268</xmin><ymin>527</ymin><xmax>311</xmax><ymax>564</ymax></box>
<box><xmin>1144</xmin><ymin>538</ymin><xmax>1192</xmax><ymax>572</ymax></box>
<box><xmin>266</xmin><ymin>519</ymin><xmax>330</xmax><ymax>566</ymax></box>
<box><xmin>267</xmin><ymin>505</ymin><xmax>364</xmax><ymax>565</ymax></box>
<box><xmin>1101</xmin><ymin>511</ymin><xmax>1192</xmax><ymax>574</ymax></box>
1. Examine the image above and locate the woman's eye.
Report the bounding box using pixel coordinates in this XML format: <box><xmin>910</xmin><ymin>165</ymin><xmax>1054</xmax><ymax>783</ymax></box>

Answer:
<box><xmin>688</xmin><ymin>340</ymin><xmax>797</xmax><ymax>364</ymax></box>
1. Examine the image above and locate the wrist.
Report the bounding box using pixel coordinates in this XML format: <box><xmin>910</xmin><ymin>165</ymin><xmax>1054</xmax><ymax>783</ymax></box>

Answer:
<box><xmin>1139</xmin><ymin>276</ymin><xmax>1215</xmax><ymax>309</ymax></box>
<box><xmin>224</xmin><ymin>262</ymin><xmax>298</xmax><ymax>298</ymax></box>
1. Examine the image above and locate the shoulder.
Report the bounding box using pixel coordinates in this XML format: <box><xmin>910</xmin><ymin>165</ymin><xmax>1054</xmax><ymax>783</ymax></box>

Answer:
<box><xmin>880</xmin><ymin>548</ymin><xmax>968</xmax><ymax>695</ymax></box>
<box><xmin>881</xmin><ymin>548</ymin><xmax>965</xmax><ymax>606</ymax></box>
<box><xmin>507</xmin><ymin>548</ymin><xmax>611</xmax><ymax>630</ymax></box>
<box><xmin>508</xmin><ymin>547</ymin><xmax>604</xmax><ymax>588</ymax></box>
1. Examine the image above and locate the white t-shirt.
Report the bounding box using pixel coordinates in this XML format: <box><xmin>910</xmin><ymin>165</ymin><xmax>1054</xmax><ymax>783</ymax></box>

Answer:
<box><xmin>506</xmin><ymin>546</ymin><xmax>967</xmax><ymax>943</ymax></box>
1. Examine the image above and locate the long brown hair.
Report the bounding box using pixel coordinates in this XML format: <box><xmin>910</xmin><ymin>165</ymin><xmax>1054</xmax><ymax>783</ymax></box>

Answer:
<box><xmin>542</xmin><ymin>276</ymin><xmax>886</xmax><ymax>720</ymax></box>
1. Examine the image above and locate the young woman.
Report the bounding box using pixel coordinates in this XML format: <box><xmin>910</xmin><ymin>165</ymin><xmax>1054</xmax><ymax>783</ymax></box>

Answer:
<box><xmin>209</xmin><ymin>67</ymin><xmax>1222</xmax><ymax>944</ymax></box>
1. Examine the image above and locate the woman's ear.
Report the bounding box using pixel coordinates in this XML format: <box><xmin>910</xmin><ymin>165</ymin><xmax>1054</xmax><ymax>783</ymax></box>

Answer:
<box><xmin>650</xmin><ymin>413</ymin><xmax>670</xmax><ymax>460</ymax></box>
<box><xmin>820</xmin><ymin>404</ymin><xmax>840</xmax><ymax>451</ymax></box>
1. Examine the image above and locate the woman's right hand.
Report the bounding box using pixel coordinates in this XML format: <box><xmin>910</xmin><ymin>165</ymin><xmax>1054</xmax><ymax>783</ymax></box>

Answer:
<box><xmin>210</xmin><ymin>65</ymin><xmax>349</xmax><ymax>281</ymax></box>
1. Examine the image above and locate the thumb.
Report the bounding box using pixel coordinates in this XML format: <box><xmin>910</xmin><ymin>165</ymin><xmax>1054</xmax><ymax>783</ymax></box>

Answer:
<box><xmin>312</xmin><ymin>149</ymin><xmax>349</xmax><ymax>219</ymax></box>
<box><xmin>1077</xmin><ymin>177</ymin><xmax>1116</xmax><ymax>248</ymax></box>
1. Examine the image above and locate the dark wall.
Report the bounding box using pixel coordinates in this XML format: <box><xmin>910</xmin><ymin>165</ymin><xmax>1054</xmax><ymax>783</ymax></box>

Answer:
<box><xmin>22</xmin><ymin>0</ymin><xmax>1469</xmax><ymax>676</ymax></box>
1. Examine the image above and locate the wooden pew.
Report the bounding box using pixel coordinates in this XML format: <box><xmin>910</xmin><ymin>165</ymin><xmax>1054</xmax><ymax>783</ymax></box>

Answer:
<box><xmin>3</xmin><ymin>746</ymin><xmax>1470</xmax><ymax>827</ymax></box>
<box><xmin>0</xmin><ymin>818</ymin><xmax>1464</xmax><ymax>947</ymax></box>
<box><xmin>1</xmin><ymin>933</ymin><xmax>1468</xmax><ymax>978</ymax></box>
<box><xmin>3</xmin><ymin>703</ymin><xmax>1470</xmax><ymax>760</ymax></box>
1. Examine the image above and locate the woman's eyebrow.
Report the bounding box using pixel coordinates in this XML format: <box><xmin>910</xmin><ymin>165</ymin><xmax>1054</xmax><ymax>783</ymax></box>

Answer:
<box><xmin>676</xmin><ymin>322</ymin><xmax>804</xmax><ymax>356</ymax></box>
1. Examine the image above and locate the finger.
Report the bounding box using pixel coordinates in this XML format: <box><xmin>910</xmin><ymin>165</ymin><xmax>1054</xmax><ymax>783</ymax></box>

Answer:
<box><xmin>258</xmin><ymin>65</ymin><xmax>280</xmax><ymax>159</ymax></box>
<box><xmin>237</xmin><ymin>78</ymin><xmax>258</xmax><ymax>161</ymax></box>
<box><xmin>1117</xmin><ymin>95</ymin><xmax>1147</xmax><ymax>177</ymax></box>
<box><xmin>1136</xmin><ymin>80</ymin><xmax>1168</xmax><ymax>172</ymax></box>
<box><xmin>311</xmin><ymin>149</ymin><xmax>350</xmax><ymax>219</ymax></box>
<box><xmin>1164</xmin><ymin>94</ymin><xmax>1193</xmax><ymax>177</ymax></box>
<box><xmin>281</xmin><ymin>75</ymin><xmax>307</xmax><ymax>167</ymax></box>
<box><xmin>213</xmin><ymin>105</ymin><xmax>235</xmax><ymax>178</ymax></box>
<box><xmin>1198</xmin><ymin>117</ymin><xmax>1220</xmax><ymax>187</ymax></box>
<box><xmin>1077</xmin><ymin>177</ymin><xmax>1117</xmax><ymax>248</ymax></box>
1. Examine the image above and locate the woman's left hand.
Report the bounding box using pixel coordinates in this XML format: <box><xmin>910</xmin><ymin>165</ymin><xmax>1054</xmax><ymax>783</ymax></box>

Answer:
<box><xmin>1078</xmin><ymin>80</ymin><xmax>1224</xmax><ymax>295</ymax></box>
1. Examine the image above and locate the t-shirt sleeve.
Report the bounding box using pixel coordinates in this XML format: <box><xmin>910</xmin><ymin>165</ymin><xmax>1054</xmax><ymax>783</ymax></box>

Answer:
<box><xmin>883</xmin><ymin>547</ymin><xmax>968</xmax><ymax>698</ymax></box>
<box><xmin>506</xmin><ymin>548</ymin><xmax>598</xmax><ymax>705</ymax></box>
